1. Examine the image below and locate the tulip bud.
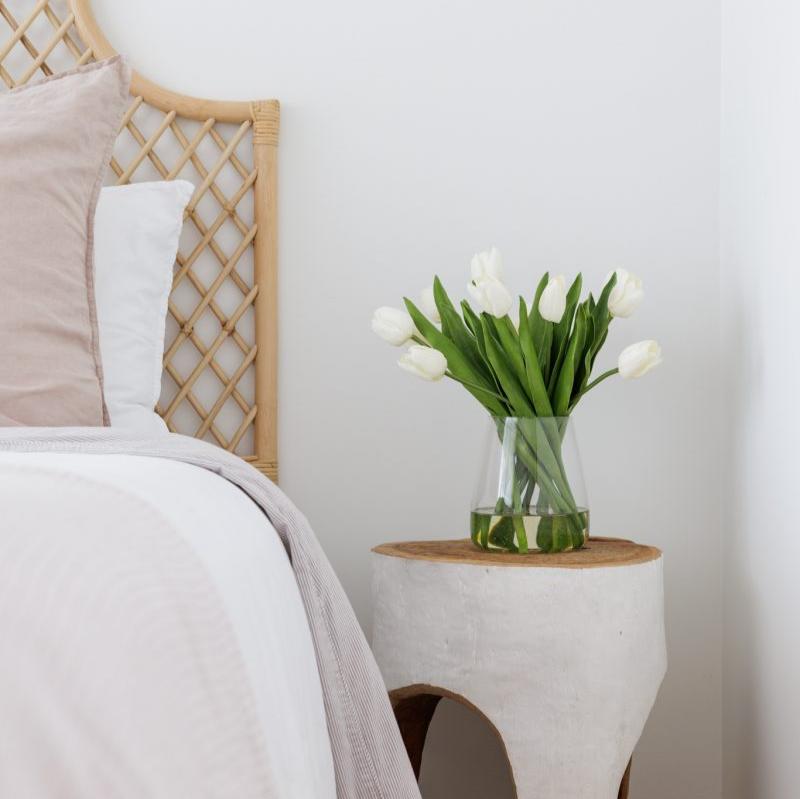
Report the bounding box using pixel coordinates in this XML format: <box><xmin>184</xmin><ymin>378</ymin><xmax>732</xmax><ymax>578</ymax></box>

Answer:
<box><xmin>371</xmin><ymin>306</ymin><xmax>415</xmax><ymax>346</ymax></box>
<box><xmin>420</xmin><ymin>286</ymin><xmax>441</xmax><ymax>323</ymax></box>
<box><xmin>606</xmin><ymin>269</ymin><xmax>643</xmax><ymax>318</ymax></box>
<box><xmin>467</xmin><ymin>276</ymin><xmax>514</xmax><ymax>318</ymax></box>
<box><xmin>618</xmin><ymin>340</ymin><xmax>662</xmax><ymax>379</ymax></box>
<box><xmin>470</xmin><ymin>247</ymin><xmax>503</xmax><ymax>282</ymax></box>
<box><xmin>398</xmin><ymin>345</ymin><xmax>448</xmax><ymax>381</ymax></box>
<box><xmin>538</xmin><ymin>275</ymin><xmax>567</xmax><ymax>323</ymax></box>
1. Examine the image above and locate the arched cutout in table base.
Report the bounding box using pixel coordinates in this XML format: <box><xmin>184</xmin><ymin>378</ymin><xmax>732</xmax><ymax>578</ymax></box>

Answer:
<box><xmin>389</xmin><ymin>684</ymin><xmax>632</xmax><ymax>799</ymax></box>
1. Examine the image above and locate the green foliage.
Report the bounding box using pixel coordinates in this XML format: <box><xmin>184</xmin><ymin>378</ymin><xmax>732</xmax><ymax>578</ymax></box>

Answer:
<box><xmin>404</xmin><ymin>296</ymin><xmax>507</xmax><ymax>416</ymax></box>
<box><xmin>432</xmin><ymin>277</ymin><xmax>487</xmax><ymax>380</ymax></box>
<box><xmin>414</xmin><ymin>272</ymin><xmax>617</xmax><ymax>419</ymax></box>
<box><xmin>518</xmin><ymin>297</ymin><xmax>553</xmax><ymax>417</ymax></box>
<box><xmin>481</xmin><ymin>315</ymin><xmax>535</xmax><ymax>417</ymax></box>
<box><xmin>487</xmin><ymin>515</ymin><xmax>518</xmax><ymax>551</ymax></box>
<box><xmin>528</xmin><ymin>272</ymin><xmax>552</xmax><ymax>376</ymax></box>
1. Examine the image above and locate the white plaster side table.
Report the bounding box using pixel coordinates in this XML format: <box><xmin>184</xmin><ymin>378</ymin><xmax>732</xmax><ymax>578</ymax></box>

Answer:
<box><xmin>371</xmin><ymin>537</ymin><xmax>666</xmax><ymax>799</ymax></box>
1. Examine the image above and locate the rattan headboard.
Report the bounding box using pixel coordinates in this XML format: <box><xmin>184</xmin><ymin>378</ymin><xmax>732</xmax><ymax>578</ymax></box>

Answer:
<box><xmin>0</xmin><ymin>0</ymin><xmax>280</xmax><ymax>481</ymax></box>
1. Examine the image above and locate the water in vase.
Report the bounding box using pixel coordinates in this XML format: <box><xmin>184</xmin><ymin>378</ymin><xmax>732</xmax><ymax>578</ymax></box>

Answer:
<box><xmin>470</xmin><ymin>507</ymin><xmax>590</xmax><ymax>554</ymax></box>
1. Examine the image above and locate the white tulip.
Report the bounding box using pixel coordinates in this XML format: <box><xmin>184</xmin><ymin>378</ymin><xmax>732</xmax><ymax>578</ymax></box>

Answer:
<box><xmin>618</xmin><ymin>340</ymin><xmax>662</xmax><ymax>379</ymax></box>
<box><xmin>371</xmin><ymin>306</ymin><xmax>415</xmax><ymax>346</ymax></box>
<box><xmin>470</xmin><ymin>247</ymin><xmax>504</xmax><ymax>282</ymax></box>
<box><xmin>420</xmin><ymin>286</ymin><xmax>441</xmax><ymax>323</ymax></box>
<box><xmin>538</xmin><ymin>274</ymin><xmax>567</xmax><ymax>323</ymax></box>
<box><xmin>467</xmin><ymin>276</ymin><xmax>514</xmax><ymax>318</ymax></box>
<box><xmin>606</xmin><ymin>268</ymin><xmax>643</xmax><ymax>318</ymax></box>
<box><xmin>398</xmin><ymin>345</ymin><xmax>448</xmax><ymax>381</ymax></box>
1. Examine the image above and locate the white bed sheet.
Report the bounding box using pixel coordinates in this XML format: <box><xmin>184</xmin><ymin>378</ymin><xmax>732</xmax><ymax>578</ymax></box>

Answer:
<box><xmin>0</xmin><ymin>451</ymin><xmax>336</xmax><ymax>799</ymax></box>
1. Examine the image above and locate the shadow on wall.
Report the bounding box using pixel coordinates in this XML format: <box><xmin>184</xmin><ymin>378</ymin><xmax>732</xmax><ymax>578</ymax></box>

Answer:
<box><xmin>419</xmin><ymin>699</ymin><xmax>515</xmax><ymax>798</ymax></box>
<box><xmin>722</xmin><ymin>298</ymin><xmax>760</xmax><ymax>799</ymax></box>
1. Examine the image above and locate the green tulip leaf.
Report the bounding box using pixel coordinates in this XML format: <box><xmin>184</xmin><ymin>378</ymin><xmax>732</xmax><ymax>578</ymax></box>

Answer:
<box><xmin>536</xmin><ymin>516</ymin><xmax>554</xmax><ymax>553</ymax></box>
<box><xmin>537</xmin><ymin>322</ymin><xmax>553</xmax><ymax>381</ymax></box>
<box><xmin>528</xmin><ymin>272</ymin><xmax>549</xmax><ymax>333</ymax></box>
<box><xmin>528</xmin><ymin>273</ymin><xmax>554</xmax><ymax>376</ymax></box>
<box><xmin>572</xmin><ymin>307</ymin><xmax>595</xmax><ymax>402</ymax></box>
<box><xmin>552</xmin><ymin>515</ymin><xmax>574</xmax><ymax>553</ymax></box>
<box><xmin>461</xmin><ymin>300</ymin><xmax>481</xmax><ymax>338</ymax></box>
<box><xmin>593</xmin><ymin>328</ymin><xmax>609</xmax><ymax>366</ymax></box>
<box><xmin>552</xmin><ymin>303</ymin><xmax>587</xmax><ymax>416</ymax></box>
<box><xmin>536</xmin><ymin>515</ymin><xmax>577</xmax><ymax>554</ymax></box>
<box><xmin>471</xmin><ymin>512</ymin><xmax>491</xmax><ymax>548</ymax></box>
<box><xmin>548</xmin><ymin>274</ymin><xmax>583</xmax><ymax>396</ymax></box>
<box><xmin>461</xmin><ymin>300</ymin><xmax>491</xmax><ymax>360</ymax></box>
<box><xmin>488</xmin><ymin>515</ymin><xmax>517</xmax><ymax>551</ymax></box>
<box><xmin>491</xmin><ymin>315</ymin><xmax>527</xmax><ymax>389</ymax></box>
<box><xmin>518</xmin><ymin>297</ymin><xmax>554</xmax><ymax>417</ymax></box>
<box><xmin>404</xmin><ymin>298</ymin><xmax>507</xmax><ymax>416</ymax></box>
<box><xmin>587</xmin><ymin>272</ymin><xmax>617</xmax><ymax>373</ymax></box>
<box><xmin>432</xmin><ymin>277</ymin><xmax>491</xmax><ymax>381</ymax></box>
<box><xmin>593</xmin><ymin>271</ymin><xmax>617</xmax><ymax>331</ymax></box>
<box><xmin>480</xmin><ymin>316</ymin><xmax>535</xmax><ymax>417</ymax></box>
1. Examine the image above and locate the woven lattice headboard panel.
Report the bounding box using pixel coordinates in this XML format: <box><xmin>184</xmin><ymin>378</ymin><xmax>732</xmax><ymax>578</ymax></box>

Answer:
<box><xmin>0</xmin><ymin>0</ymin><xmax>280</xmax><ymax>480</ymax></box>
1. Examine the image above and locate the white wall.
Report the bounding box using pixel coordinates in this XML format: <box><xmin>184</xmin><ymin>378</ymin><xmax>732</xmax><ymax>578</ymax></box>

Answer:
<box><xmin>721</xmin><ymin>2</ymin><xmax>800</xmax><ymax>797</ymax></box>
<box><xmin>92</xmin><ymin>1</ymin><xmax>722</xmax><ymax>795</ymax></box>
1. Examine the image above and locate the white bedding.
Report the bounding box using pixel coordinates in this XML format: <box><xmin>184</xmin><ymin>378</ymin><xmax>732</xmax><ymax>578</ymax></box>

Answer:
<box><xmin>0</xmin><ymin>451</ymin><xmax>336</xmax><ymax>799</ymax></box>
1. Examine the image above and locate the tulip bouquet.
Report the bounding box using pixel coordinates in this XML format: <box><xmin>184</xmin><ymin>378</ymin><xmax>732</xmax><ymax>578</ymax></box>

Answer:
<box><xmin>372</xmin><ymin>248</ymin><xmax>661</xmax><ymax>554</ymax></box>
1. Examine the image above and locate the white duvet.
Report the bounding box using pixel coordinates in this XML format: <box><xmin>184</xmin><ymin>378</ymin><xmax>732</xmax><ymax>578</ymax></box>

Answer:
<box><xmin>0</xmin><ymin>452</ymin><xmax>336</xmax><ymax>798</ymax></box>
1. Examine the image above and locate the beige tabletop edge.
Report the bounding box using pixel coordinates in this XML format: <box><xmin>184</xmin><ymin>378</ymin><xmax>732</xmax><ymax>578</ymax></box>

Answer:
<box><xmin>371</xmin><ymin>537</ymin><xmax>662</xmax><ymax>569</ymax></box>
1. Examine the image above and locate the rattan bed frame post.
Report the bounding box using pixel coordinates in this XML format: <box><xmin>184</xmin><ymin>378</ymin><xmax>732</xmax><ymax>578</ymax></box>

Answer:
<box><xmin>249</xmin><ymin>103</ymin><xmax>280</xmax><ymax>483</ymax></box>
<box><xmin>0</xmin><ymin>0</ymin><xmax>280</xmax><ymax>481</ymax></box>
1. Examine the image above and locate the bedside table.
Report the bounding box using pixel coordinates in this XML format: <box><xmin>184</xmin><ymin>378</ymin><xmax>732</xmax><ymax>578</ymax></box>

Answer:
<box><xmin>371</xmin><ymin>537</ymin><xmax>666</xmax><ymax>799</ymax></box>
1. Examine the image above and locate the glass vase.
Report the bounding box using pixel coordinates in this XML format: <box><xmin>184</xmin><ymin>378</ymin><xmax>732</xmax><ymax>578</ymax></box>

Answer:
<box><xmin>470</xmin><ymin>416</ymin><xmax>589</xmax><ymax>554</ymax></box>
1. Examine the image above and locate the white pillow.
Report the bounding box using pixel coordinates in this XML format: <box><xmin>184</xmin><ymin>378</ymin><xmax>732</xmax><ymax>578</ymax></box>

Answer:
<box><xmin>94</xmin><ymin>180</ymin><xmax>194</xmax><ymax>433</ymax></box>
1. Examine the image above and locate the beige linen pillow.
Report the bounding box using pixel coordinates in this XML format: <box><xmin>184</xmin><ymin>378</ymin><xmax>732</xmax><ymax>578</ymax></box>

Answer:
<box><xmin>0</xmin><ymin>57</ymin><xmax>131</xmax><ymax>426</ymax></box>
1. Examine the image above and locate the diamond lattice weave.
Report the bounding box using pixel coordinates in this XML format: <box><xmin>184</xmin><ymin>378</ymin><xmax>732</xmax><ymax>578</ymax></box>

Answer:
<box><xmin>0</xmin><ymin>0</ymin><xmax>275</xmax><ymax>473</ymax></box>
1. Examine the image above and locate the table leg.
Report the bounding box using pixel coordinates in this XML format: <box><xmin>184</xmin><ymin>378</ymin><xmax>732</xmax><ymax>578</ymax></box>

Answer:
<box><xmin>391</xmin><ymin>691</ymin><xmax>442</xmax><ymax>778</ymax></box>
<box><xmin>618</xmin><ymin>759</ymin><xmax>632</xmax><ymax>799</ymax></box>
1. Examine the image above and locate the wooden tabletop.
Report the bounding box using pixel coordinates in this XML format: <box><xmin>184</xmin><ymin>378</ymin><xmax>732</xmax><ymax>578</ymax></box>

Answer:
<box><xmin>372</xmin><ymin>537</ymin><xmax>661</xmax><ymax>569</ymax></box>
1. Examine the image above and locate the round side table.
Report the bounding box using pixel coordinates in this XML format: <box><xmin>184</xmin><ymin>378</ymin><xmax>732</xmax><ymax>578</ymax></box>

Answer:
<box><xmin>371</xmin><ymin>537</ymin><xmax>666</xmax><ymax>799</ymax></box>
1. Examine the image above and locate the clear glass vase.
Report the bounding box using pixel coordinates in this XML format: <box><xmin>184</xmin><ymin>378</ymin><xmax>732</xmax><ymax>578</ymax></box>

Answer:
<box><xmin>471</xmin><ymin>416</ymin><xmax>589</xmax><ymax>554</ymax></box>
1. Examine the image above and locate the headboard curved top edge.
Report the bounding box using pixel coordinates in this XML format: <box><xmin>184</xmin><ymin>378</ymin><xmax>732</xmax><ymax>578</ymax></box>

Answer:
<box><xmin>70</xmin><ymin>0</ymin><xmax>279</xmax><ymax>127</ymax></box>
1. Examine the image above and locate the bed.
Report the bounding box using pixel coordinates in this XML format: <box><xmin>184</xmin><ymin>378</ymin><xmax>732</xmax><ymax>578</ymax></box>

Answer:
<box><xmin>0</xmin><ymin>3</ymin><xmax>419</xmax><ymax>797</ymax></box>
<box><xmin>0</xmin><ymin>450</ymin><xmax>335</xmax><ymax>797</ymax></box>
